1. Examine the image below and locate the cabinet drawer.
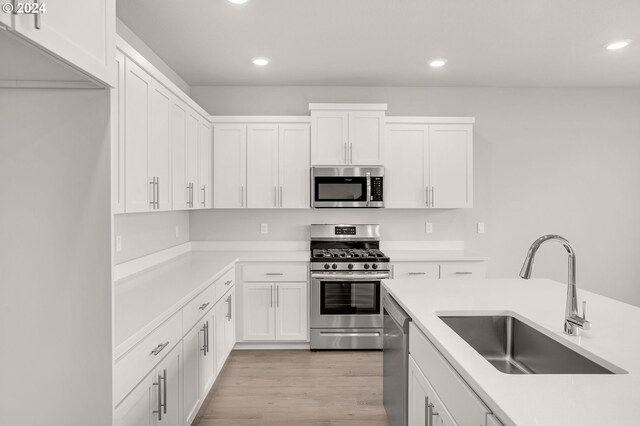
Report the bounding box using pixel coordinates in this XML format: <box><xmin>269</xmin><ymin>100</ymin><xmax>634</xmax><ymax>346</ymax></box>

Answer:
<box><xmin>114</xmin><ymin>313</ymin><xmax>182</xmax><ymax>405</ymax></box>
<box><xmin>215</xmin><ymin>267</ymin><xmax>235</xmax><ymax>303</ymax></box>
<box><xmin>242</xmin><ymin>263</ymin><xmax>308</xmax><ymax>282</ymax></box>
<box><xmin>392</xmin><ymin>262</ymin><xmax>440</xmax><ymax>279</ymax></box>
<box><xmin>183</xmin><ymin>283</ymin><xmax>216</xmax><ymax>334</ymax></box>
<box><xmin>409</xmin><ymin>323</ymin><xmax>489</xmax><ymax>425</ymax></box>
<box><xmin>440</xmin><ymin>262</ymin><xmax>486</xmax><ymax>279</ymax></box>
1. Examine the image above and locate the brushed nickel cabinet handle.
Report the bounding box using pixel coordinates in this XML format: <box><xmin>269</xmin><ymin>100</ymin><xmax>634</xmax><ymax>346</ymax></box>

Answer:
<box><xmin>265</xmin><ymin>272</ymin><xmax>284</xmax><ymax>276</ymax></box>
<box><xmin>276</xmin><ymin>284</ymin><xmax>279</xmax><ymax>308</ymax></box>
<box><xmin>274</xmin><ymin>186</ymin><xmax>277</xmax><ymax>207</ymax></box>
<box><xmin>162</xmin><ymin>368</ymin><xmax>167</xmax><ymax>414</ymax></box>
<box><xmin>279</xmin><ymin>186</ymin><xmax>283</xmax><ymax>207</ymax></box>
<box><xmin>156</xmin><ymin>177</ymin><xmax>160</xmax><ymax>209</ymax></box>
<box><xmin>455</xmin><ymin>271</ymin><xmax>473</xmax><ymax>275</ymax></box>
<box><xmin>349</xmin><ymin>143</ymin><xmax>353</xmax><ymax>164</ymax></box>
<box><xmin>149</xmin><ymin>178</ymin><xmax>155</xmax><ymax>208</ymax></box>
<box><xmin>408</xmin><ymin>272</ymin><xmax>426</xmax><ymax>275</ymax></box>
<box><xmin>426</xmin><ymin>186</ymin><xmax>429</xmax><ymax>206</ymax></box>
<box><xmin>153</xmin><ymin>376</ymin><xmax>162</xmax><ymax>421</ymax></box>
<box><xmin>431</xmin><ymin>186</ymin><xmax>435</xmax><ymax>207</ymax></box>
<box><xmin>201</xmin><ymin>185</ymin><xmax>206</xmax><ymax>206</ymax></box>
<box><xmin>226</xmin><ymin>295</ymin><xmax>232</xmax><ymax>320</ymax></box>
<box><xmin>270</xmin><ymin>285</ymin><xmax>273</xmax><ymax>307</ymax></box>
<box><xmin>200</xmin><ymin>324</ymin><xmax>207</xmax><ymax>354</ymax></box>
<box><xmin>344</xmin><ymin>142</ymin><xmax>348</xmax><ymax>164</ymax></box>
<box><xmin>150</xmin><ymin>341</ymin><xmax>169</xmax><ymax>356</ymax></box>
<box><xmin>225</xmin><ymin>280</ymin><xmax>232</xmax><ymax>286</ymax></box>
<box><xmin>186</xmin><ymin>184</ymin><xmax>190</xmax><ymax>207</ymax></box>
<box><xmin>198</xmin><ymin>302</ymin><xmax>210</xmax><ymax>310</ymax></box>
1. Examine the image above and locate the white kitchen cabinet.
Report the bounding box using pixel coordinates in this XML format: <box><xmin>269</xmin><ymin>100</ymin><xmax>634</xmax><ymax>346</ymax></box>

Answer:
<box><xmin>385</xmin><ymin>122</ymin><xmax>473</xmax><ymax>209</ymax></box>
<box><xmin>279</xmin><ymin>124</ymin><xmax>311</xmax><ymax>208</ymax></box>
<box><xmin>247</xmin><ymin>124</ymin><xmax>279</xmax><ymax>208</ymax></box>
<box><xmin>197</xmin><ymin>120</ymin><xmax>213</xmax><ymax>209</ymax></box>
<box><xmin>242</xmin><ymin>282</ymin><xmax>276</xmax><ymax>341</ymax></box>
<box><xmin>213</xmin><ymin>124</ymin><xmax>247</xmax><ymax>208</ymax></box>
<box><xmin>185</xmin><ymin>111</ymin><xmax>201</xmax><ymax>209</ymax></box>
<box><xmin>7</xmin><ymin>0</ymin><xmax>115</xmax><ymax>86</ymax></box>
<box><xmin>310</xmin><ymin>105</ymin><xmax>386</xmax><ymax>166</ymax></box>
<box><xmin>171</xmin><ymin>99</ymin><xmax>189</xmax><ymax>210</ymax></box>
<box><xmin>124</xmin><ymin>58</ymin><xmax>152</xmax><ymax>213</ymax></box>
<box><xmin>274</xmin><ymin>282</ymin><xmax>308</xmax><ymax>341</ymax></box>
<box><xmin>215</xmin><ymin>287</ymin><xmax>236</xmax><ymax>372</ymax></box>
<box><xmin>408</xmin><ymin>356</ymin><xmax>456</xmax><ymax>426</ymax></box>
<box><xmin>149</xmin><ymin>80</ymin><xmax>172</xmax><ymax>211</ymax></box>
<box><xmin>115</xmin><ymin>343</ymin><xmax>182</xmax><ymax>426</ymax></box>
<box><xmin>224</xmin><ymin>287</ymin><xmax>237</xmax><ymax>355</ymax></box>
<box><xmin>439</xmin><ymin>262</ymin><xmax>486</xmax><ymax>280</ymax></box>
<box><xmin>111</xmin><ymin>49</ymin><xmax>125</xmax><ymax>214</ymax></box>
<box><xmin>429</xmin><ymin>125</ymin><xmax>473</xmax><ymax>208</ymax></box>
<box><xmin>392</xmin><ymin>262</ymin><xmax>440</xmax><ymax>280</ymax></box>
<box><xmin>242</xmin><ymin>279</ymin><xmax>308</xmax><ymax>342</ymax></box>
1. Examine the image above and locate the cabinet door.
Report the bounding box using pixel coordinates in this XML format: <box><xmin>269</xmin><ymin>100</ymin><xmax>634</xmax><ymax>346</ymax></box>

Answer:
<box><xmin>114</xmin><ymin>371</ymin><xmax>154</xmax><ymax>426</ymax></box>
<box><xmin>279</xmin><ymin>124</ymin><xmax>310</xmax><ymax>208</ymax></box>
<box><xmin>311</xmin><ymin>111</ymin><xmax>348</xmax><ymax>165</ymax></box>
<box><xmin>214</xmin><ymin>300</ymin><xmax>226</xmax><ymax>373</ymax></box>
<box><xmin>124</xmin><ymin>58</ymin><xmax>152</xmax><ymax>213</ymax></box>
<box><xmin>185</xmin><ymin>111</ymin><xmax>200</xmax><ymax>209</ymax></box>
<box><xmin>149</xmin><ymin>80</ymin><xmax>172</xmax><ymax>211</ymax></box>
<box><xmin>12</xmin><ymin>0</ymin><xmax>115</xmax><ymax>86</ymax></box>
<box><xmin>171</xmin><ymin>100</ymin><xmax>188</xmax><ymax>210</ymax></box>
<box><xmin>111</xmin><ymin>49</ymin><xmax>125</xmax><ymax>214</ymax></box>
<box><xmin>182</xmin><ymin>323</ymin><xmax>202</xmax><ymax>426</ymax></box>
<box><xmin>200</xmin><ymin>312</ymin><xmax>216</xmax><ymax>397</ymax></box>
<box><xmin>156</xmin><ymin>343</ymin><xmax>182</xmax><ymax>426</ymax></box>
<box><xmin>392</xmin><ymin>262</ymin><xmax>439</xmax><ymax>280</ymax></box>
<box><xmin>197</xmin><ymin>120</ymin><xmax>213</xmax><ymax>209</ymax></box>
<box><xmin>242</xmin><ymin>283</ymin><xmax>275</xmax><ymax>341</ymax></box>
<box><xmin>348</xmin><ymin>111</ymin><xmax>385</xmax><ymax>165</ymax></box>
<box><xmin>275</xmin><ymin>282</ymin><xmax>308</xmax><ymax>341</ymax></box>
<box><xmin>213</xmin><ymin>124</ymin><xmax>246</xmax><ymax>208</ymax></box>
<box><xmin>224</xmin><ymin>287</ymin><xmax>236</xmax><ymax>354</ymax></box>
<box><xmin>384</xmin><ymin>124</ymin><xmax>429</xmax><ymax>208</ymax></box>
<box><xmin>428</xmin><ymin>125</ymin><xmax>473</xmax><ymax>208</ymax></box>
<box><xmin>408</xmin><ymin>356</ymin><xmax>457</xmax><ymax>426</ymax></box>
<box><xmin>246</xmin><ymin>124</ymin><xmax>279</xmax><ymax>208</ymax></box>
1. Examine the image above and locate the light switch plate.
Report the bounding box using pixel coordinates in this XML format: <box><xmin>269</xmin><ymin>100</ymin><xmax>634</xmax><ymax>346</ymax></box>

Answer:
<box><xmin>260</xmin><ymin>223</ymin><xmax>268</xmax><ymax>234</ymax></box>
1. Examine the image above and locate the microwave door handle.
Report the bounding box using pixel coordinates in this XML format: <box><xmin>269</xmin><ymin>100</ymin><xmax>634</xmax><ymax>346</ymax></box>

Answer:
<box><xmin>366</xmin><ymin>172</ymin><xmax>371</xmax><ymax>207</ymax></box>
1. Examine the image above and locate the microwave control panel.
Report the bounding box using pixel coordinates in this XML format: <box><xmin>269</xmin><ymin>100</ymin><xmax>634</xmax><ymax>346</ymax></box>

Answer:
<box><xmin>371</xmin><ymin>177</ymin><xmax>383</xmax><ymax>201</ymax></box>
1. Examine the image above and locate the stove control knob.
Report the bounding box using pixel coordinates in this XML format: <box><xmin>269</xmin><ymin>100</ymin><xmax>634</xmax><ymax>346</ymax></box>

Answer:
<box><xmin>332</xmin><ymin>263</ymin><xmax>338</xmax><ymax>270</ymax></box>
<box><xmin>348</xmin><ymin>264</ymin><xmax>354</xmax><ymax>270</ymax></box>
<box><xmin>324</xmin><ymin>264</ymin><xmax>330</xmax><ymax>270</ymax></box>
<box><xmin>372</xmin><ymin>264</ymin><xmax>378</xmax><ymax>270</ymax></box>
<box><xmin>364</xmin><ymin>264</ymin><xmax>370</xmax><ymax>270</ymax></box>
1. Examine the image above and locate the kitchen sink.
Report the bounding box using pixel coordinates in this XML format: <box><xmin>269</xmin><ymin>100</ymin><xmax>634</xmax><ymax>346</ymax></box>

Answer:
<box><xmin>439</xmin><ymin>314</ymin><xmax>622</xmax><ymax>374</ymax></box>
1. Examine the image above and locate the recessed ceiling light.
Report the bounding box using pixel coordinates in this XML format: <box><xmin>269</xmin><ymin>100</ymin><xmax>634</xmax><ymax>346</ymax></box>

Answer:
<box><xmin>429</xmin><ymin>59</ymin><xmax>448</xmax><ymax>68</ymax></box>
<box><xmin>228</xmin><ymin>0</ymin><xmax>248</xmax><ymax>4</ymax></box>
<box><xmin>605</xmin><ymin>39</ymin><xmax>632</xmax><ymax>50</ymax></box>
<box><xmin>252</xmin><ymin>57</ymin><xmax>270</xmax><ymax>66</ymax></box>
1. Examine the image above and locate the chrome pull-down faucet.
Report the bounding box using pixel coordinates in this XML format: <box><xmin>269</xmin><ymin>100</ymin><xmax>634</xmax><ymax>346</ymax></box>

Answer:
<box><xmin>519</xmin><ymin>234</ymin><xmax>591</xmax><ymax>336</ymax></box>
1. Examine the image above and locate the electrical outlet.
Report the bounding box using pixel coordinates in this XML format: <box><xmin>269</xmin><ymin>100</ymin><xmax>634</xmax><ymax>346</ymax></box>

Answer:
<box><xmin>116</xmin><ymin>235</ymin><xmax>122</xmax><ymax>252</ymax></box>
<box><xmin>477</xmin><ymin>222</ymin><xmax>485</xmax><ymax>234</ymax></box>
<box><xmin>425</xmin><ymin>222</ymin><xmax>433</xmax><ymax>233</ymax></box>
<box><xmin>175</xmin><ymin>226</ymin><xmax>180</xmax><ymax>238</ymax></box>
<box><xmin>260</xmin><ymin>223</ymin><xmax>269</xmax><ymax>234</ymax></box>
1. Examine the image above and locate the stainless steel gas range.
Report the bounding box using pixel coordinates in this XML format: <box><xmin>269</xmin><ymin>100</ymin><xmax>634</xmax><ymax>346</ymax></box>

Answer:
<box><xmin>310</xmin><ymin>224</ymin><xmax>390</xmax><ymax>350</ymax></box>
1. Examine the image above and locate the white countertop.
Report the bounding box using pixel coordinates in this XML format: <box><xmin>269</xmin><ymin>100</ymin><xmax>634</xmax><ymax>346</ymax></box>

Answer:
<box><xmin>386</xmin><ymin>250</ymin><xmax>487</xmax><ymax>262</ymax></box>
<box><xmin>113</xmin><ymin>250</ymin><xmax>309</xmax><ymax>359</ymax></box>
<box><xmin>383</xmin><ymin>278</ymin><xmax>640</xmax><ymax>426</ymax></box>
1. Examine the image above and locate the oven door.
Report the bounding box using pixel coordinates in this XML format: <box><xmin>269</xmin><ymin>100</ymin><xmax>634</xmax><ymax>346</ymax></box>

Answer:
<box><xmin>311</xmin><ymin>272</ymin><xmax>387</xmax><ymax>328</ymax></box>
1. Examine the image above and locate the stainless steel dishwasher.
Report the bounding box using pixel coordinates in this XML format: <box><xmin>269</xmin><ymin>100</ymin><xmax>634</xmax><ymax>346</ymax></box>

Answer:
<box><xmin>383</xmin><ymin>293</ymin><xmax>411</xmax><ymax>426</ymax></box>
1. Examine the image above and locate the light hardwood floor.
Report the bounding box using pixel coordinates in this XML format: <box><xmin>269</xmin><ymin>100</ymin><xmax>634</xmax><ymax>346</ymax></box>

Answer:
<box><xmin>193</xmin><ymin>350</ymin><xmax>389</xmax><ymax>426</ymax></box>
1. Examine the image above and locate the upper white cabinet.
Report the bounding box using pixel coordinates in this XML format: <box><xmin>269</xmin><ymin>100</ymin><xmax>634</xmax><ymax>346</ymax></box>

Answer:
<box><xmin>197</xmin><ymin>121</ymin><xmax>213</xmax><ymax>209</ymax></box>
<box><xmin>310</xmin><ymin>104</ymin><xmax>386</xmax><ymax>166</ymax></box>
<box><xmin>111</xmin><ymin>50</ymin><xmax>125</xmax><ymax>214</ymax></box>
<box><xmin>213</xmin><ymin>124</ymin><xmax>247</xmax><ymax>208</ymax></box>
<box><xmin>3</xmin><ymin>0</ymin><xmax>115</xmax><ymax>87</ymax></box>
<box><xmin>385</xmin><ymin>120</ymin><xmax>474</xmax><ymax>208</ymax></box>
<box><xmin>149</xmin><ymin>80</ymin><xmax>172</xmax><ymax>211</ymax></box>
<box><xmin>213</xmin><ymin>120</ymin><xmax>310</xmax><ymax>209</ymax></box>
<box><xmin>171</xmin><ymin>100</ymin><xmax>188</xmax><ymax>210</ymax></box>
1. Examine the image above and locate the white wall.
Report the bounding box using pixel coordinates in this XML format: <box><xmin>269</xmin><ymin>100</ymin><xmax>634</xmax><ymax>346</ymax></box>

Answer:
<box><xmin>0</xmin><ymin>89</ymin><xmax>112</xmax><ymax>425</ymax></box>
<box><xmin>190</xmin><ymin>86</ymin><xmax>640</xmax><ymax>307</ymax></box>
<box><xmin>114</xmin><ymin>211</ymin><xmax>190</xmax><ymax>264</ymax></box>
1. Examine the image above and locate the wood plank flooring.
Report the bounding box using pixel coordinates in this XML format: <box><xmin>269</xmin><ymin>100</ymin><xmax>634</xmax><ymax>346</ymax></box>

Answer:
<box><xmin>193</xmin><ymin>350</ymin><xmax>389</xmax><ymax>426</ymax></box>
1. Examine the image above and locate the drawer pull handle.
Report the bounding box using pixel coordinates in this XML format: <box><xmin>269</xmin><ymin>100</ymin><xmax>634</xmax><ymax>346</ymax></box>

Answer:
<box><xmin>150</xmin><ymin>341</ymin><xmax>169</xmax><ymax>356</ymax></box>
<box><xmin>408</xmin><ymin>272</ymin><xmax>426</xmax><ymax>275</ymax></box>
<box><xmin>455</xmin><ymin>271</ymin><xmax>473</xmax><ymax>275</ymax></box>
<box><xmin>265</xmin><ymin>273</ymin><xmax>284</xmax><ymax>276</ymax></box>
<box><xmin>225</xmin><ymin>280</ymin><xmax>233</xmax><ymax>286</ymax></box>
<box><xmin>198</xmin><ymin>302</ymin><xmax>210</xmax><ymax>310</ymax></box>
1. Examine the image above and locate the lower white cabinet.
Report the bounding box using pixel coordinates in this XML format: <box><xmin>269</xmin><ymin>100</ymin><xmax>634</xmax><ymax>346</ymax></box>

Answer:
<box><xmin>392</xmin><ymin>261</ymin><xmax>486</xmax><ymax>280</ymax></box>
<box><xmin>215</xmin><ymin>287</ymin><xmax>236</xmax><ymax>372</ymax></box>
<box><xmin>115</xmin><ymin>342</ymin><xmax>183</xmax><ymax>426</ymax></box>
<box><xmin>409</xmin><ymin>356</ymin><xmax>456</xmax><ymax>426</ymax></box>
<box><xmin>242</xmin><ymin>281</ymin><xmax>308</xmax><ymax>342</ymax></box>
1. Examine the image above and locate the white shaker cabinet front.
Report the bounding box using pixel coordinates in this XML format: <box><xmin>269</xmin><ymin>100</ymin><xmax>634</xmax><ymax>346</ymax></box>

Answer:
<box><xmin>149</xmin><ymin>80</ymin><xmax>172</xmax><ymax>211</ymax></box>
<box><xmin>385</xmin><ymin>124</ymin><xmax>429</xmax><ymax>208</ymax></box>
<box><xmin>9</xmin><ymin>0</ymin><xmax>115</xmax><ymax>86</ymax></box>
<box><xmin>215</xmin><ymin>287</ymin><xmax>236</xmax><ymax>372</ymax></box>
<box><xmin>197</xmin><ymin>121</ymin><xmax>213</xmax><ymax>209</ymax></box>
<box><xmin>171</xmin><ymin>100</ymin><xmax>189</xmax><ymax>210</ymax></box>
<box><xmin>429</xmin><ymin>125</ymin><xmax>473</xmax><ymax>208</ymax></box>
<box><xmin>348</xmin><ymin>111</ymin><xmax>385</xmax><ymax>165</ymax></box>
<box><xmin>242</xmin><ymin>282</ymin><xmax>276</xmax><ymax>341</ymax></box>
<box><xmin>274</xmin><ymin>282</ymin><xmax>308</xmax><ymax>341</ymax></box>
<box><xmin>124</xmin><ymin>58</ymin><xmax>152</xmax><ymax>213</ymax></box>
<box><xmin>279</xmin><ymin>124</ymin><xmax>311</xmax><ymax>208</ymax></box>
<box><xmin>408</xmin><ymin>356</ymin><xmax>456</xmax><ymax>426</ymax></box>
<box><xmin>213</xmin><ymin>124</ymin><xmax>247</xmax><ymax>208</ymax></box>
<box><xmin>246</xmin><ymin>124</ymin><xmax>279</xmax><ymax>208</ymax></box>
<box><xmin>185</xmin><ymin>111</ymin><xmax>201</xmax><ymax>209</ymax></box>
<box><xmin>182</xmin><ymin>312</ymin><xmax>215</xmax><ymax>425</ymax></box>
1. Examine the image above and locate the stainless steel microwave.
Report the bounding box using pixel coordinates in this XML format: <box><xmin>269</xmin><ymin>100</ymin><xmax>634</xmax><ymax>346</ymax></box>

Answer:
<box><xmin>311</xmin><ymin>167</ymin><xmax>384</xmax><ymax>208</ymax></box>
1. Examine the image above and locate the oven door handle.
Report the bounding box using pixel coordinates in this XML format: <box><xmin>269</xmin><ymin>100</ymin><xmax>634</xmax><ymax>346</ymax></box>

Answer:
<box><xmin>311</xmin><ymin>273</ymin><xmax>389</xmax><ymax>281</ymax></box>
<box><xmin>366</xmin><ymin>172</ymin><xmax>371</xmax><ymax>207</ymax></box>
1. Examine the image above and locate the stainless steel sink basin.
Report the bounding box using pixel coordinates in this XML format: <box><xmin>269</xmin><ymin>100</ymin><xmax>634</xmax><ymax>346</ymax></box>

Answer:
<box><xmin>439</xmin><ymin>315</ymin><xmax>621</xmax><ymax>374</ymax></box>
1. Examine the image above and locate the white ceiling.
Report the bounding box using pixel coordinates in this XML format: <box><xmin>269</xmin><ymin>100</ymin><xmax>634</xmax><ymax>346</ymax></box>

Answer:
<box><xmin>116</xmin><ymin>0</ymin><xmax>640</xmax><ymax>87</ymax></box>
